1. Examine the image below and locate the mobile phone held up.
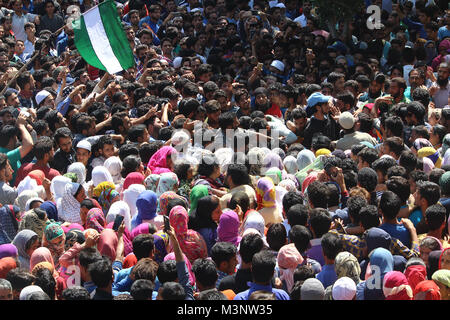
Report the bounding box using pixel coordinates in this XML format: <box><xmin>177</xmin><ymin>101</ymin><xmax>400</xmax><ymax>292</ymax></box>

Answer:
<box><xmin>163</xmin><ymin>215</ymin><xmax>170</xmax><ymax>233</ymax></box>
<box><xmin>112</xmin><ymin>215</ymin><xmax>124</xmax><ymax>232</ymax></box>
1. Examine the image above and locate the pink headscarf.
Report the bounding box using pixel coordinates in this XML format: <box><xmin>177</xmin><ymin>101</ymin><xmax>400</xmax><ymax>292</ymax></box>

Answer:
<box><xmin>164</xmin><ymin>252</ymin><xmax>196</xmax><ymax>287</ymax></box>
<box><xmin>169</xmin><ymin>205</ymin><xmax>208</xmax><ymax>263</ymax></box>
<box><xmin>217</xmin><ymin>210</ymin><xmax>241</xmax><ymax>246</ymax></box>
<box><xmin>106</xmin><ymin>222</ymin><xmax>133</xmax><ymax>257</ymax></box>
<box><xmin>277</xmin><ymin>243</ymin><xmax>303</xmax><ymax>293</ymax></box>
<box><xmin>97</xmin><ymin>229</ymin><xmax>118</xmax><ymax>262</ymax></box>
<box><xmin>131</xmin><ymin>223</ymin><xmax>151</xmax><ymax>240</ymax></box>
<box><xmin>122</xmin><ymin>172</ymin><xmax>145</xmax><ymax>191</ymax></box>
<box><xmin>147</xmin><ymin>146</ymin><xmax>177</xmax><ymax>174</ymax></box>
<box><xmin>30</xmin><ymin>247</ymin><xmax>55</xmax><ymax>272</ymax></box>
<box><xmin>383</xmin><ymin>271</ymin><xmax>413</xmax><ymax>300</ymax></box>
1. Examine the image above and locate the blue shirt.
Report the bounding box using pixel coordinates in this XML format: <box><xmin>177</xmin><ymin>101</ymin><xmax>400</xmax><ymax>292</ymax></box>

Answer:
<box><xmin>409</xmin><ymin>208</ymin><xmax>423</xmax><ymax>228</ymax></box>
<box><xmin>379</xmin><ymin>223</ymin><xmax>411</xmax><ymax>248</ymax></box>
<box><xmin>233</xmin><ymin>282</ymin><xmax>290</xmax><ymax>300</ymax></box>
<box><xmin>315</xmin><ymin>264</ymin><xmax>337</xmax><ymax>288</ymax></box>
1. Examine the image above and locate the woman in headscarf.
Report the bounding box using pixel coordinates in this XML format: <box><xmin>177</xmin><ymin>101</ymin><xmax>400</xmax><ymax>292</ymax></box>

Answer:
<box><xmin>277</xmin><ymin>243</ymin><xmax>303</xmax><ymax>293</ymax></box>
<box><xmin>28</xmin><ymin>170</ymin><xmax>45</xmax><ymax>186</ymax></box>
<box><xmin>439</xmin><ymin>247</ymin><xmax>450</xmax><ymax>270</ymax></box>
<box><xmin>431</xmin><ymin>39</ymin><xmax>450</xmax><ymax>71</ymax></box>
<box><xmin>188</xmin><ymin>185</ymin><xmax>209</xmax><ymax>216</ymax></box>
<box><xmin>104</xmin><ymin>156</ymin><xmax>123</xmax><ymax>186</ymax></box>
<box><xmin>283</xmin><ymin>155</ymin><xmax>298</xmax><ymax>175</ymax></box>
<box><xmin>18</xmin><ymin>208</ymin><xmax>47</xmax><ymax>243</ymax></box>
<box><xmin>67</xmin><ymin>162</ymin><xmax>87</xmax><ymax>186</ymax></box>
<box><xmin>11</xmin><ymin>229</ymin><xmax>39</xmax><ymax>269</ymax></box>
<box><xmin>404</xmin><ymin>262</ymin><xmax>427</xmax><ymax>291</ymax></box>
<box><xmin>189</xmin><ymin>196</ymin><xmax>221</xmax><ymax>255</ymax></box>
<box><xmin>362</xmin><ymin>248</ymin><xmax>394</xmax><ymax>300</ymax></box>
<box><xmin>59</xmin><ymin>182</ymin><xmax>86</xmax><ymax>224</ymax></box>
<box><xmin>264</xmin><ymin>167</ymin><xmax>282</xmax><ymax>185</ymax></box>
<box><xmin>15</xmin><ymin>190</ymin><xmax>39</xmax><ymax>214</ymax></box>
<box><xmin>278</xmin><ymin>179</ymin><xmax>297</xmax><ymax>193</ymax></box>
<box><xmin>156</xmin><ymin>172</ymin><xmax>179</xmax><ymax>197</ymax></box>
<box><xmin>217</xmin><ymin>210</ymin><xmax>241</xmax><ymax>247</ymax></box>
<box><xmin>50</xmin><ymin>176</ymin><xmax>72</xmax><ymax>202</ymax></box>
<box><xmin>97</xmin><ymin>188</ymin><xmax>120</xmax><ymax>214</ymax></box>
<box><xmin>262</xmin><ymin>152</ymin><xmax>283</xmax><ymax>174</ymax></box>
<box><xmin>122</xmin><ymin>172</ymin><xmax>145</xmax><ymax>191</ymax></box>
<box><xmin>0</xmin><ymin>205</ymin><xmax>20</xmax><ymax>244</ymax></box>
<box><xmin>153</xmin><ymin>231</ymin><xmax>169</xmax><ymax>264</ymax></box>
<box><xmin>106</xmin><ymin>201</ymin><xmax>132</xmax><ymax>232</ymax></box>
<box><xmin>255</xmin><ymin>177</ymin><xmax>282</xmax><ymax>226</ymax></box>
<box><xmin>382</xmin><ymin>271</ymin><xmax>413</xmax><ymax>300</ymax></box>
<box><xmin>93</xmin><ymin>181</ymin><xmax>116</xmax><ymax>198</ymax></box>
<box><xmin>296</xmin><ymin>149</ymin><xmax>316</xmax><ymax>171</ymax></box>
<box><xmin>30</xmin><ymin>247</ymin><xmax>55</xmax><ymax>273</ymax></box>
<box><xmin>83</xmin><ymin>208</ymin><xmax>106</xmax><ymax>233</ymax></box>
<box><xmin>0</xmin><ymin>243</ymin><xmax>18</xmax><ymax>259</ymax></box>
<box><xmin>147</xmin><ymin>146</ymin><xmax>177</xmax><ymax>174</ymax></box>
<box><xmin>91</xmin><ymin>166</ymin><xmax>114</xmax><ymax>188</ymax></box>
<box><xmin>411</xmin><ymin>138</ymin><xmax>433</xmax><ymax>155</ymax></box>
<box><xmin>42</xmin><ymin>223</ymin><xmax>66</xmax><ymax>267</ymax></box>
<box><xmin>418</xmin><ymin>146</ymin><xmax>442</xmax><ymax>168</ymax></box>
<box><xmin>419</xmin><ymin>236</ymin><xmax>442</xmax><ymax>267</ymax></box>
<box><xmin>24</xmin><ymin>197</ymin><xmax>44</xmax><ymax>212</ymax></box>
<box><xmin>240</xmin><ymin>210</ymin><xmax>266</xmax><ymax>239</ymax></box>
<box><xmin>158</xmin><ymin>191</ymin><xmax>187</xmax><ymax>216</ymax></box>
<box><xmin>130</xmin><ymin>223</ymin><xmax>156</xmax><ymax>240</ymax></box>
<box><xmin>0</xmin><ymin>256</ymin><xmax>17</xmax><ymax>279</ymax></box>
<box><xmin>131</xmin><ymin>190</ymin><xmax>159</xmax><ymax>230</ymax></box>
<box><xmin>97</xmin><ymin>229</ymin><xmax>118</xmax><ymax>262</ymax></box>
<box><xmin>324</xmin><ymin>251</ymin><xmax>362</xmax><ymax>300</ymax></box>
<box><xmin>427</xmin><ymin>250</ymin><xmax>443</xmax><ymax>279</ymax></box>
<box><xmin>16</xmin><ymin>177</ymin><xmax>39</xmax><ymax>200</ymax></box>
<box><xmin>169</xmin><ymin>205</ymin><xmax>207</xmax><ymax>263</ymax></box>
<box><xmin>413</xmin><ymin>280</ymin><xmax>441</xmax><ymax>300</ymax></box>
<box><xmin>122</xmin><ymin>184</ymin><xmax>146</xmax><ymax>218</ymax></box>
<box><xmin>144</xmin><ymin>174</ymin><xmax>160</xmax><ymax>192</ymax></box>
<box><xmin>64</xmin><ymin>172</ymin><xmax>78</xmax><ymax>183</ymax></box>
<box><xmin>39</xmin><ymin>201</ymin><xmax>58</xmax><ymax>221</ymax></box>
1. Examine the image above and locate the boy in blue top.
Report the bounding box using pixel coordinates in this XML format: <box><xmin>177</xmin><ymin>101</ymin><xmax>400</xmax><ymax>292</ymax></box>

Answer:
<box><xmin>234</xmin><ymin>250</ymin><xmax>289</xmax><ymax>300</ymax></box>
<box><xmin>410</xmin><ymin>181</ymin><xmax>441</xmax><ymax>235</ymax></box>
<box><xmin>379</xmin><ymin>191</ymin><xmax>412</xmax><ymax>248</ymax></box>
<box><xmin>316</xmin><ymin>232</ymin><xmax>342</xmax><ymax>288</ymax></box>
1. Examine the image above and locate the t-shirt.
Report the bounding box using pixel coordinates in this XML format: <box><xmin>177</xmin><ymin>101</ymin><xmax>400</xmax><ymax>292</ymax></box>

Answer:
<box><xmin>316</xmin><ymin>264</ymin><xmax>337</xmax><ymax>288</ymax></box>
<box><xmin>15</xmin><ymin>162</ymin><xmax>61</xmax><ymax>187</ymax></box>
<box><xmin>0</xmin><ymin>147</ymin><xmax>22</xmax><ymax>186</ymax></box>
<box><xmin>379</xmin><ymin>223</ymin><xmax>411</xmax><ymax>248</ymax></box>
<box><xmin>0</xmin><ymin>181</ymin><xmax>17</xmax><ymax>206</ymax></box>
<box><xmin>336</xmin><ymin>131</ymin><xmax>378</xmax><ymax>151</ymax></box>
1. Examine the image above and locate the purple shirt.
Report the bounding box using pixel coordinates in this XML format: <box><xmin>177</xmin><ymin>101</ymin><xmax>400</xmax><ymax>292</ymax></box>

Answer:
<box><xmin>307</xmin><ymin>238</ymin><xmax>325</xmax><ymax>266</ymax></box>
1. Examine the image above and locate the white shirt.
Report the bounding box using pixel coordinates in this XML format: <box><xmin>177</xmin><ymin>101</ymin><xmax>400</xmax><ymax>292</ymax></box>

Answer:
<box><xmin>11</xmin><ymin>12</ymin><xmax>36</xmax><ymax>41</ymax></box>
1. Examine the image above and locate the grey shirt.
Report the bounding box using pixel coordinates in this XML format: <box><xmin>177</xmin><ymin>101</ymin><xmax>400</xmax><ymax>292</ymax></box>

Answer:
<box><xmin>0</xmin><ymin>181</ymin><xmax>17</xmax><ymax>206</ymax></box>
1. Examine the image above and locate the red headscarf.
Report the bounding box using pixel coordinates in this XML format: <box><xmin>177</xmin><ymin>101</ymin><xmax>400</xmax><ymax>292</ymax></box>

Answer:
<box><xmin>413</xmin><ymin>280</ymin><xmax>441</xmax><ymax>300</ymax></box>
<box><xmin>0</xmin><ymin>257</ymin><xmax>16</xmax><ymax>278</ymax></box>
<box><xmin>404</xmin><ymin>264</ymin><xmax>427</xmax><ymax>291</ymax></box>
<box><xmin>122</xmin><ymin>172</ymin><xmax>145</xmax><ymax>191</ymax></box>
<box><xmin>383</xmin><ymin>271</ymin><xmax>413</xmax><ymax>300</ymax></box>
<box><xmin>97</xmin><ymin>229</ymin><xmax>118</xmax><ymax>262</ymax></box>
<box><xmin>123</xmin><ymin>253</ymin><xmax>137</xmax><ymax>269</ymax></box>
<box><xmin>28</xmin><ymin>170</ymin><xmax>45</xmax><ymax>185</ymax></box>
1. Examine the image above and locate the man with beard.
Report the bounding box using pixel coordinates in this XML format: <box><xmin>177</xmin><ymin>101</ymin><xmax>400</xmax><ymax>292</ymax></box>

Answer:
<box><xmin>376</xmin><ymin>77</ymin><xmax>410</xmax><ymax>109</ymax></box>
<box><xmin>429</xmin><ymin>62</ymin><xmax>450</xmax><ymax>108</ymax></box>
<box><xmin>16</xmin><ymin>71</ymin><xmax>35</xmax><ymax>109</ymax></box>
<box><xmin>15</xmin><ymin>136</ymin><xmax>60</xmax><ymax>186</ymax></box>
<box><xmin>404</xmin><ymin>68</ymin><xmax>426</xmax><ymax>101</ymax></box>
<box><xmin>50</xmin><ymin>127</ymin><xmax>75</xmax><ymax>174</ymax></box>
<box><xmin>253</xmin><ymin>87</ymin><xmax>270</xmax><ymax>114</ymax></box>
<box><xmin>358</xmin><ymin>73</ymin><xmax>386</xmax><ymax>104</ymax></box>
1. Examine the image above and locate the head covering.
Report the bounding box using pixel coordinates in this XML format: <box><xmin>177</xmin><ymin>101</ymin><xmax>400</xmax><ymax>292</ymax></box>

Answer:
<box><xmin>283</xmin><ymin>155</ymin><xmax>298</xmax><ymax>174</ymax></box>
<box><xmin>39</xmin><ymin>201</ymin><xmax>58</xmax><ymax>221</ymax></box>
<box><xmin>301</xmin><ymin>278</ymin><xmax>325</xmax><ymax>300</ymax></box>
<box><xmin>412</xmin><ymin>138</ymin><xmax>433</xmax><ymax>152</ymax></box>
<box><xmin>123</xmin><ymin>172</ymin><xmax>145</xmax><ymax>191</ymax></box>
<box><xmin>134</xmin><ymin>191</ymin><xmax>158</xmax><ymax>227</ymax></box>
<box><xmin>147</xmin><ymin>146</ymin><xmax>177</xmax><ymax>174</ymax></box>
<box><xmin>24</xmin><ymin>197</ymin><xmax>44</xmax><ymax>212</ymax></box>
<box><xmin>106</xmin><ymin>201</ymin><xmax>132</xmax><ymax>231</ymax></box>
<box><xmin>277</xmin><ymin>243</ymin><xmax>303</xmax><ymax>293</ymax></box>
<box><xmin>144</xmin><ymin>174</ymin><xmax>161</xmax><ymax>192</ymax></box>
<box><xmin>17</xmin><ymin>177</ymin><xmax>39</xmax><ymax>199</ymax></box>
<box><xmin>84</xmin><ymin>208</ymin><xmax>106</xmax><ymax>233</ymax></box>
<box><xmin>12</xmin><ymin>229</ymin><xmax>38</xmax><ymax>269</ymax></box>
<box><xmin>123</xmin><ymin>184</ymin><xmax>146</xmax><ymax>218</ymax></box>
<box><xmin>278</xmin><ymin>179</ymin><xmax>297</xmax><ymax>192</ymax></box>
<box><xmin>332</xmin><ymin>277</ymin><xmax>357</xmax><ymax>300</ymax></box>
<box><xmin>256</xmin><ymin>177</ymin><xmax>277</xmax><ymax>210</ymax></box>
<box><xmin>413</xmin><ymin>280</ymin><xmax>441</xmax><ymax>300</ymax></box>
<box><xmin>439</xmin><ymin>247</ymin><xmax>450</xmax><ymax>269</ymax></box>
<box><xmin>335</xmin><ymin>251</ymin><xmax>361</xmax><ymax>285</ymax></box>
<box><xmin>217</xmin><ymin>210</ymin><xmax>241</xmax><ymax>247</ymax></box>
<box><xmin>0</xmin><ymin>244</ymin><xmax>18</xmax><ymax>259</ymax></box>
<box><xmin>241</xmin><ymin>210</ymin><xmax>266</xmax><ymax>238</ymax></box>
<box><xmin>28</xmin><ymin>170</ymin><xmax>45</xmax><ymax>185</ymax></box>
<box><xmin>0</xmin><ymin>257</ymin><xmax>17</xmax><ymax>278</ymax></box>
<box><xmin>29</xmin><ymin>247</ymin><xmax>54</xmax><ymax>273</ymax></box>
<box><xmin>67</xmin><ymin>162</ymin><xmax>87</xmax><ymax>185</ymax></box>
<box><xmin>155</xmin><ymin>172</ymin><xmax>179</xmax><ymax>196</ymax></box>
<box><xmin>91</xmin><ymin>166</ymin><xmax>114</xmax><ymax>187</ymax></box>
<box><xmin>60</xmin><ymin>182</ymin><xmax>82</xmax><ymax>224</ymax></box>
<box><xmin>366</xmin><ymin>228</ymin><xmax>391</xmax><ymax>254</ymax></box>
<box><xmin>164</xmin><ymin>251</ymin><xmax>195</xmax><ymax>286</ymax></box>
<box><xmin>189</xmin><ymin>185</ymin><xmax>209</xmax><ymax>215</ymax></box>
<box><xmin>158</xmin><ymin>191</ymin><xmax>185</xmax><ymax>216</ymax></box>
<box><xmin>264</xmin><ymin>167</ymin><xmax>282</xmax><ymax>185</ymax></box>
<box><xmin>104</xmin><ymin>156</ymin><xmax>123</xmax><ymax>185</ymax></box>
<box><xmin>19</xmin><ymin>285</ymin><xmax>44</xmax><ymax>300</ymax></box>
<box><xmin>76</xmin><ymin>139</ymin><xmax>91</xmax><ymax>152</ymax></box>
<box><xmin>431</xmin><ymin>269</ymin><xmax>450</xmax><ymax>289</ymax></box>
<box><xmin>65</xmin><ymin>229</ymin><xmax>85</xmax><ymax>250</ymax></box>
<box><xmin>443</xmin><ymin>149</ymin><xmax>450</xmax><ymax>167</ymax></box>
<box><xmin>169</xmin><ymin>205</ymin><xmax>208</xmax><ymax>263</ymax></box>
<box><xmin>50</xmin><ymin>176</ymin><xmax>72</xmax><ymax>201</ymax></box>
<box><xmin>15</xmin><ymin>189</ymin><xmax>39</xmax><ymax>213</ymax></box>
<box><xmin>427</xmin><ymin>250</ymin><xmax>442</xmax><ymax>279</ymax></box>
<box><xmin>93</xmin><ymin>181</ymin><xmax>116</xmax><ymax>198</ymax></box>
<box><xmin>404</xmin><ymin>264</ymin><xmax>427</xmax><ymax>291</ymax></box>
<box><xmin>296</xmin><ymin>150</ymin><xmax>316</xmax><ymax>171</ymax></box>
<box><xmin>418</xmin><ymin>147</ymin><xmax>442</xmax><ymax>168</ymax></box>
<box><xmin>97</xmin><ymin>229</ymin><xmax>118</xmax><ymax>262</ymax></box>
<box><xmin>270</xmin><ymin>59</ymin><xmax>284</xmax><ymax>71</ymax></box>
<box><xmin>42</xmin><ymin>223</ymin><xmax>65</xmax><ymax>265</ymax></box>
<box><xmin>35</xmin><ymin>90</ymin><xmax>51</xmax><ymax>105</ymax></box>
<box><xmin>0</xmin><ymin>205</ymin><xmax>20</xmax><ymax>244</ymax></box>
<box><xmin>364</xmin><ymin>248</ymin><xmax>394</xmax><ymax>300</ymax></box>
<box><xmin>130</xmin><ymin>223</ymin><xmax>152</xmax><ymax>239</ymax></box>
<box><xmin>315</xmin><ymin>148</ymin><xmax>331</xmax><ymax>157</ymax></box>
<box><xmin>18</xmin><ymin>209</ymin><xmax>47</xmax><ymax>243</ymax></box>
<box><xmin>64</xmin><ymin>172</ymin><xmax>78</xmax><ymax>183</ymax></box>
<box><xmin>153</xmin><ymin>231</ymin><xmax>169</xmax><ymax>264</ymax></box>
<box><xmin>382</xmin><ymin>271</ymin><xmax>413</xmax><ymax>300</ymax></box>
<box><xmin>422</xmin><ymin>157</ymin><xmax>435</xmax><ymax>174</ymax></box>
<box><xmin>442</xmin><ymin>133</ymin><xmax>450</xmax><ymax>155</ymax></box>
<box><xmin>339</xmin><ymin>111</ymin><xmax>355</xmax><ymax>130</ymax></box>
<box><xmin>98</xmin><ymin>188</ymin><xmax>120</xmax><ymax>214</ymax></box>
<box><xmin>262</xmin><ymin>152</ymin><xmax>284</xmax><ymax>173</ymax></box>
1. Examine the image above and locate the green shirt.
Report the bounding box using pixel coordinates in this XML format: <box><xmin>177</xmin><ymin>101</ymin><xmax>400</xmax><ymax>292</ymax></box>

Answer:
<box><xmin>0</xmin><ymin>146</ymin><xmax>21</xmax><ymax>185</ymax></box>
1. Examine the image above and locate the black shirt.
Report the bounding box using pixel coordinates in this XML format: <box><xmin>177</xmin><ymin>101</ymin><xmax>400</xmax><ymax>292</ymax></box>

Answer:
<box><xmin>49</xmin><ymin>148</ymin><xmax>76</xmax><ymax>174</ymax></box>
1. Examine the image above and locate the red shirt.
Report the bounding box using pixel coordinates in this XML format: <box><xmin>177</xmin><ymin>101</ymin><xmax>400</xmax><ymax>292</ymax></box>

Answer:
<box><xmin>15</xmin><ymin>163</ymin><xmax>61</xmax><ymax>187</ymax></box>
<box><xmin>265</xmin><ymin>103</ymin><xmax>282</xmax><ymax>118</ymax></box>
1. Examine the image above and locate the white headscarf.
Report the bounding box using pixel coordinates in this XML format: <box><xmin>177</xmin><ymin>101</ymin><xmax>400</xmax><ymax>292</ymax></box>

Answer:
<box><xmin>106</xmin><ymin>200</ymin><xmax>132</xmax><ymax>231</ymax></box>
<box><xmin>283</xmin><ymin>155</ymin><xmax>298</xmax><ymax>174</ymax></box>
<box><xmin>16</xmin><ymin>176</ymin><xmax>38</xmax><ymax>197</ymax></box>
<box><xmin>19</xmin><ymin>285</ymin><xmax>44</xmax><ymax>300</ymax></box>
<box><xmin>67</xmin><ymin>162</ymin><xmax>87</xmax><ymax>185</ymax></box>
<box><xmin>122</xmin><ymin>184</ymin><xmax>146</xmax><ymax>218</ymax></box>
<box><xmin>104</xmin><ymin>156</ymin><xmax>123</xmax><ymax>185</ymax></box>
<box><xmin>214</xmin><ymin>148</ymin><xmax>234</xmax><ymax>174</ymax></box>
<box><xmin>91</xmin><ymin>166</ymin><xmax>114</xmax><ymax>187</ymax></box>
<box><xmin>297</xmin><ymin>149</ymin><xmax>316</xmax><ymax>170</ymax></box>
<box><xmin>24</xmin><ymin>197</ymin><xmax>44</xmax><ymax>212</ymax></box>
<box><xmin>15</xmin><ymin>190</ymin><xmax>39</xmax><ymax>213</ymax></box>
<box><xmin>59</xmin><ymin>182</ymin><xmax>82</xmax><ymax>224</ymax></box>
<box><xmin>275</xmin><ymin>185</ymin><xmax>287</xmax><ymax>215</ymax></box>
<box><xmin>241</xmin><ymin>211</ymin><xmax>266</xmax><ymax>239</ymax></box>
<box><xmin>50</xmin><ymin>176</ymin><xmax>72</xmax><ymax>201</ymax></box>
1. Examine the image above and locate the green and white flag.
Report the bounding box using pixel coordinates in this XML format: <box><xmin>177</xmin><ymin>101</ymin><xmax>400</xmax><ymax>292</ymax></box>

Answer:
<box><xmin>72</xmin><ymin>0</ymin><xmax>134</xmax><ymax>74</ymax></box>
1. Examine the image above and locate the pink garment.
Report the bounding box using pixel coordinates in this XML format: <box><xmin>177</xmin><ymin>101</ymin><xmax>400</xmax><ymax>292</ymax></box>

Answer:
<box><xmin>97</xmin><ymin>229</ymin><xmax>118</xmax><ymax>262</ymax></box>
<box><xmin>431</xmin><ymin>39</ymin><xmax>450</xmax><ymax>71</ymax></box>
<box><xmin>30</xmin><ymin>247</ymin><xmax>55</xmax><ymax>272</ymax></box>
<box><xmin>147</xmin><ymin>146</ymin><xmax>177</xmax><ymax>174</ymax></box>
<box><xmin>106</xmin><ymin>222</ymin><xmax>133</xmax><ymax>257</ymax></box>
<box><xmin>61</xmin><ymin>223</ymin><xmax>84</xmax><ymax>234</ymax></box>
<box><xmin>131</xmin><ymin>223</ymin><xmax>151</xmax><ymax>240</ymax></box>
<box><xmin>164</xmin><ymin>252</ymin><xmax>195</xmax><ymax>287</ymax></box>
<box><xmin>122</xmin><ymin>172</ymin><xmax>145</xmax><ymax>191</ymax></box>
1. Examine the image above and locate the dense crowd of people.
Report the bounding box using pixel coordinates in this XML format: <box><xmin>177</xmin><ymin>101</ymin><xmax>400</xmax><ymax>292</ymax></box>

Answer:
<box><xmin>0</xmin><ymin>0</ymin><xmax>449</xmax><ymax>301</ymax></box>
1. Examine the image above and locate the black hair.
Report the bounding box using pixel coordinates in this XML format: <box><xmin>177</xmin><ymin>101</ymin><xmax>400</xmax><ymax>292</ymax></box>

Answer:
<box><xmin>429</xmin><ymin>169</ymin><xmax>445</xmax><ymax>186</ymax></box>
<box><xmin>61</xmin><ymin>286</ymin><xmax>90</xmax><ymax>300</ymax></box>
<box><xmin>33</xmin><ymin>268</ymin><xmax>56</xmax><ymax>299</ymax></box>
<box><xmin>293</xmin><ymin>265</ymin><xmax>315</xmax><ymax>283</ymax></box>
<box><xmin>286</xmin><ymin>204</ymin><xmax>308</xmax><ymax>227</ymax></box>
<box><xmin>226</xmin><ymin>163</ymin><xmax>250</xmax><ymax>186</ymax></box>
<box><xmin>386</xmin><ymin>165</ymin><xmax>408</xmax><ymax>179</ymax></box>
<box><xmin>251</xmin><ymin>250</ymin><xmax>276</xmax><ymax>284</ymax></box>
<box><xmin>425</xmin><ymin>204</ymin><xmax>446</xmax><ymax>231</ymax></box>
<box><xmin>326</xmin><ymin>183</ymin><xmax>340</xmax><ymax>208</ymax></box>
<box><xmin>351</xmin><ymin>144</ymin><xmax>367</xmax><ymax>157</ymax></box>
<box><xmin>289</xmin><ymin>225</ymin><xmax>312</xmax><ymax>253</ymax></box>
<box><xmin>309</xmin><ymin>208</ymin><xmax>332</xmax><ymax>238</ymax></box>
<box><xmin>197</xmin><ymin>288</ymin><xmax>227</xmax><ymax>300</ymax></box>
<box><xmin>118</xmin><ymin>144</ymin><xmax>140</xmax><ymax>161</ymax></box>
<box><xmin>160</xmin><ymin>282</ymin><xmax>185</xmax><ymax>300</ymax></box>
<box><xmin>239</xmin><ymin>233</ymin><xmax>265</xmax><ymax>264</ymax></box>
<box><xmin>211</xmin><ymin>242</ymin><xmax>237</xmax><ymax>268</ymax></box>
<box><xmin>79</xmin><ymin>247</ymin><xmax>102</xmax><ymax>269</ymax></box>
<box><xmin>347</xmin><ymin>196</ymin><xmax>367</xmax><ymax>224</ymax></box>
<box><xmin>307</xmin><ymin>181</ymin><xmax>329</xmax><ymax>209</ymax></box>
<box><xmin>357</xmin><ymin>147</ymin><xmax>378</xmax><ymax>167</ymax></box>
<box><xmin>156</xmin><ymin>260</ymin><xmax>177</xmax><ymax>284</ymax></box>
<box><xmin>398</xmin><ymin>151</ymin><xmax>417</xmax><ymax>174</ymax></box>
<box><xmin>197</xmin><ymin>154</ymin><xmax>219</xmax><ymax>177</ymax></box>
<box><xmin>192</xmin><ymin>258</ymin><xmax>218</xmax><ymax>288</ymax></box>
<box><xmin>359</xmin><ymin>205</ymin><xmax>380</xmax><ymax>229</ymax></box>
<box><xmin>417</xmin><ymin>181</ymin><xmax>440</xmax><ymax>206</ymax></box>
<box><xmin>386</xmin><ymin>176</ymin><xmax>411</xmax><ymax>204</ymax></box>
<box><xmin>130</xmin><ymin>279</ymin><xmax>154</xmax><ymax>300</ymax></box>
<box><xmin>372</xmin><ymin>157</ymin><xmax>397</xmax><ymax>178</ymax></box>
<box><xmin>321</xmin><ymin>232</ymin><xmax>343</xmax><ymax>260</ymax></box>
<box><xmin>33</xmin><ymin>136</ymin><xmax>53</xmax><ymax>160</ymax></box>
<box><xmin>132</xmin><ymin>234</ymin><xmax>155</xmax><ymax>261</ymax></box>
<box><xmin>128</xmin><ymin>124</ymin><xmax>147</xmax><ymax>143</ymax></box>
<box><xmin>218</xmin><ymin>111</ymin><xmax>236</xmax><ymax>131</ymax></box>
<box><xmin>6</xmin><ymin>269</ymin><xmax>35</xmax><ymax>293</ymax></box>
<box><xmin>379</xmin><ymin>191</ymin><xmax>401</xmax><ymax>220</ymax></box>
<box><xmin>266</xmin><ymin>223</ymin><xmax>287</xmax><ymax>252</ymax></box>
<box><xmin>88</xmin><ymin>256</ymin><xmax>113</xmax><ymax>289</ymax></box>
<box><xmin>33</xmin><ymin>120</ymin><xmax>49</xmax><ymax>136</ymax></box>
<box><xmin>178</xmin><ymin>97</ymin><xmax>200</xmax><ymax>117</ymax></box>
<box><xmin>229</xmin><ymin>191</ymin><xmax>250</xmax><ymax>215</ymax></box>
<box><xmin>357</xmin><ymin>167</ymin><xmax>378</xmax><ymax>192</ymax></box>
<box><xmin>121</xmin><ymin>155</ymin><xmax>142</xmax><ymax>178</ymax></box>
<box><xmin>282</xmin><ymin>191</ymin><xmax>304</xmax><ymax>214</ymax></box>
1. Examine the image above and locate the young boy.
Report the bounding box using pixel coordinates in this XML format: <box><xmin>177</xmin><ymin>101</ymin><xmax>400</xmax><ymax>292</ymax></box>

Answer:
<box><xmin>91</xmin><ymin>135</ymin><xmax>116</xmax><ymax>168</ymax></box>
<box><xmin>315</xmin><ymin>233</ymin><xmax>342</xmax><ymax>288</ymax></box>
